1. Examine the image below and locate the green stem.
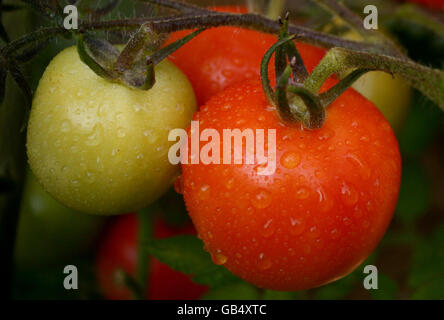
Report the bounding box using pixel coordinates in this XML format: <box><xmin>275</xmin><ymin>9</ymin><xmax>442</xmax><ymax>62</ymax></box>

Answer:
<box><xmin>305</xmin><ymin>47</ymin><xmax>444</xmax><ymax>110</ymax></box>
<box><xmin>319</xmin><ymin>68</ymin><xmax>370</xmax><ymax>106</ymax></box>
<box><xmin>76</xmin><ymin>35</ymin><xmax>115</xmax><ymax>80</ymax></box>
<box><xmin>114</xmin><ymin>23</ymin><xmax>159</xmax><ymax>74</ymax></box>
<box><xmin>276</xmin><ymin>13</ymin><xmax>308</xmax><ymax>82</ymax></box>
<box><xmin>287</xmin><ymin>84</ymin><xmax>325</xmax><ymax>129</ymax></box>
<box><xmin>260</xmin><ymin>35</ymin><xmax>295</xmax><ymax>105</ymax></box>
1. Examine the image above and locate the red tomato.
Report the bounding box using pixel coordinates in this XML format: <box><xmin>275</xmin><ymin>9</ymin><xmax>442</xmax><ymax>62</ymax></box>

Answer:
<box><xmin>167</xmin><ymin>6</ymin><xmax>326</xmax><ymax>106</ymax></box>
<box><xmin>405</xmin><ymin>0</ymin><xmax>444</xmax><ymax>10</ymax></box>
<box><xmin>180</xmin><ymin>80</ymin><xmax>401</xmax><ymax>291</ymax></box>
<box><xmin>95</xmin><ymin>213</ymin><xmax>207</xmax><ymax>299</ymax></box>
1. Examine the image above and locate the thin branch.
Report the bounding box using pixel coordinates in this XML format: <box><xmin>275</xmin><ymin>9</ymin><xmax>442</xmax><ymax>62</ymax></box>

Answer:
<box><xmin>1</xmin><ymin>27</ymin><xmax>69</xmax><ymax>56</ymax></box>
<box><xmin>79</xmin><ymin>13</ymin><xmax>396</xmax><ymax>56</ymax></box>
<box><xmin>15</xmin><ymin>40</ymin><xmax>50</xmax><ymax>63</ymax></box>
<box><xmin>312</xmin><ymin>0</ymin><xmax>404</xmax><ymax>57</ymax></box>
<box><xmin>314</xmin><ymin>0</ymin><xmax>368</xmax><ymax>35</ymax></box>
<box><xmin>8</xmin><ymin>61</ymin><xmax>32</xmax><ymax>109</ymax></box>
<box><xmin>84</xmin><ymin>0</ymin><xmax>121</xmax><ymax>19</ymax></box>
<box><xmin>0</xmin><ymin>1</ymin><xmax>442</xmax><ymax>109</ymax></box>
<box><xmin>320</xmin><ymin>69</ymin><xmax>370</xmax><ymax>106</ymax></box>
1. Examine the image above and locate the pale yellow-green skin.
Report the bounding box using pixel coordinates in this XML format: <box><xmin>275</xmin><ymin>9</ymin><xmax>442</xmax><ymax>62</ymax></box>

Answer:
<box><xmin>342</xmin><ymin>30</ymin><xmax>411</xmax><ymax>131</ymax></box>
<box><xmin>27</xmin><ymin>46</ymin><xmax>196</xmax><ymax>215</ymax></box>
<box><xmin>352</xmin><ymin>72</ymin><xmax>411</xmax><ymax>131</ymax></box>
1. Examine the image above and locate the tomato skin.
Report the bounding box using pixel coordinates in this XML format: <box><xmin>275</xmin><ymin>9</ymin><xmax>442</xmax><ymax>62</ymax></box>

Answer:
<box><xmin>95</xmin><ymin>213</ymin><xmax>207</xmax><ymax>300</ymax></box>
<box><xmin>27</xmin><ymin>46</ymin><xmax>196</xmax><ymax>215</ymax></box>
<box><xmin>167</xmin><ymin>6</ymin><xmax>326</xmax><ymax>106</ymax></box>
<box><xmin>181</xmin><ymin>80</ymin><xmax>401</xmax><ymax>291</ymax></box>
<box><xmin>15</xmin><ymin>170</ymin><xmax>105</xmax><ymax>268</ymax></box>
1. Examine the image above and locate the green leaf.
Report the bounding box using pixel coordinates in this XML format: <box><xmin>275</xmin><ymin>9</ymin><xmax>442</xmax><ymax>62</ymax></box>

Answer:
<box><xmin>156</xmin><ymin>187</ymin><xmax>190</xmax><ymax>227</ymax></box>
<box><xmin>398</xmin><ymin>92</ymin><xmax>444</xmax><ymax>158</ymax></box>
<box><xmin>410</xmin><ymin>276</ymin><xmax>444</xmax><ymax>300</ymax></box>
<box><xmin>203</xmin><ymin>282</ymin><xmax>260</xmax><ymax>300</ymax></box>
<box><xmin>408</xmin><ymin>226</ymin><xmax>444</xmax><ymax>289</ymax></box>
<box><xmin>370</xmin><ymin>273</ymin><xmax>399</xmax><ymax>300</ymax></box>
<box><xmin>431</xmin><ymin>224</ymin><xmax>444</xmax><ymax>244</ymax></box>
<box><xmin>76</xmin><ymin>35</ymin><xmax>116</xmax><ymax>80</ymax></box>
<box><xmin>312</xmin><ymin>273</ymin><xmax>358</xmax><ymax>300</ymax></box>
<box><xmin>145</xmin><ymin>235</ymin><xmax>239</xmax><ymax>288</ymax></box>
<box><xmin>395</xmin><ymin>161</ymin><xmax>430</xmax><ymax>224</ymax></box>
<box><xmin>80</xmin><ymin>36</ymin><xmax>120</xmax><ymax>70</ymax></box>
<box><xmin>150</xmin><ymin>29</ymin><xmax>203</xmax><ymax>65</ymax></box>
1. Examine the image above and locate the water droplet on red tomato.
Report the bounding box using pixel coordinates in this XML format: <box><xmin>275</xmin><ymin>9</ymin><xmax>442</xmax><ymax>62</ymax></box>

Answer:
<box><xmin>198</xmin><ymin>184</ymin><xmax>211</xmax><ymax>200</ymax></box>
<box><xmin>225</xmin><ymin>178</ymin><xmax>234</xmax><ymax>190</ymax></box>
<box><xmin>341</xmin><ymin>182</ymin><xmax>359</xmax><ymax>206</ymax></box>
<box><xmin>308</xmin><ymin>226</ymin><xmax>320</xmax><ymax>239</ymax></box>
<box><xmin>360</xmin><ymin>135</ymin><xmax>369</xmax><ymax>142</ymax></box>
<box><xmin>262</xmin><ymin>219</ymin><xmax>275</xmax><ymax>238</ymax></box>
<box><xmin>330</xmin><ymin>228</ymin><xmax>340</xmax><ymax>239</ymax></box>
<box><xmin>212</xmin><ymin>250</ymin><xmax>228</xmax><ymax>265</ymax></box>
<box><xmin>346</xmin><ymin>153</ymin><xmax>371</xmax><ymax>180</ymax></box>
<box><xmin>318</xmin><ymin>128</ymin><xmax>335</xmax><ymax>141</ymax></box>
<box><xmin>295</xmin><ymin>187</ymin><xmax>310</xmax><ymax>199</ymax></box>
<box><xmin>317</xmin><ymin>187</ymin><xmax>334</xmax><ymax>213</ymax></box>
<box><xmin>257</xmin><ymin>253</ymin><xmax>272</xmax><ymax>270</ymax></box>
<box><xmin>251</xmin><ymin>189</ymin><xmax>272</xmax><ymax>209</ymax></box>
<box><xmin>290</xmin><ymin>218</ymin><xmax>305</xmax><ymax>236</ymax></box>
<box><xmin>280</xmin><ymin>151</ymin><xmax>301</xmax><ymax>169</ymax></box>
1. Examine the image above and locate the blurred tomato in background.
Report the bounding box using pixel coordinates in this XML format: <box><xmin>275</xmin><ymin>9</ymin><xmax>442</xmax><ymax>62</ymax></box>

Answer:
<box><xmin>167</xmin><ymin>5</ymin><xmax>327</xmax><ymax>106</ymax></box>
<box><xmin>404</xmin><ymin>0</ymin><xmax>444</xmax><ymax>10</ymax></box>
<box><xmin>95</xmin><ymin>213</ymin><xmax>208</xmax><ymax>300</ymax></box>
<box><xmin>15</xmin><ymin>170</ymin><xmax>105</xmax><ymax>269</ymax></box>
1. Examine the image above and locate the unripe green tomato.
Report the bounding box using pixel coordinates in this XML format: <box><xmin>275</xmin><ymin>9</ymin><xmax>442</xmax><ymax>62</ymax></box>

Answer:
<box><xmin>15</xmin><ymin>170</ymin><xmax>105</xmax><ymax>268</ymax></box>
<box><xmin>27</xmin><ymin>46</ymin><xmax>196</xmax><ymax>214</ymax></box>
<box><xmin>351</xmin><ymin>72</ymin><xmax>411</xmax><ymax>131</ymax></box>
<box><xmin>343</xmin><ymin>31</ymin><xmax>411</xmax><ymax>130</ymax></box>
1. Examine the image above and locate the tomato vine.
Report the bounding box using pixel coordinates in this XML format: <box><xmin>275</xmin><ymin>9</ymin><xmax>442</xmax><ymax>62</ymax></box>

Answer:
<box><xmin>0</xmin><ymin>0</ymin><xmax>443</xmax><ymax>130</ymax></box>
